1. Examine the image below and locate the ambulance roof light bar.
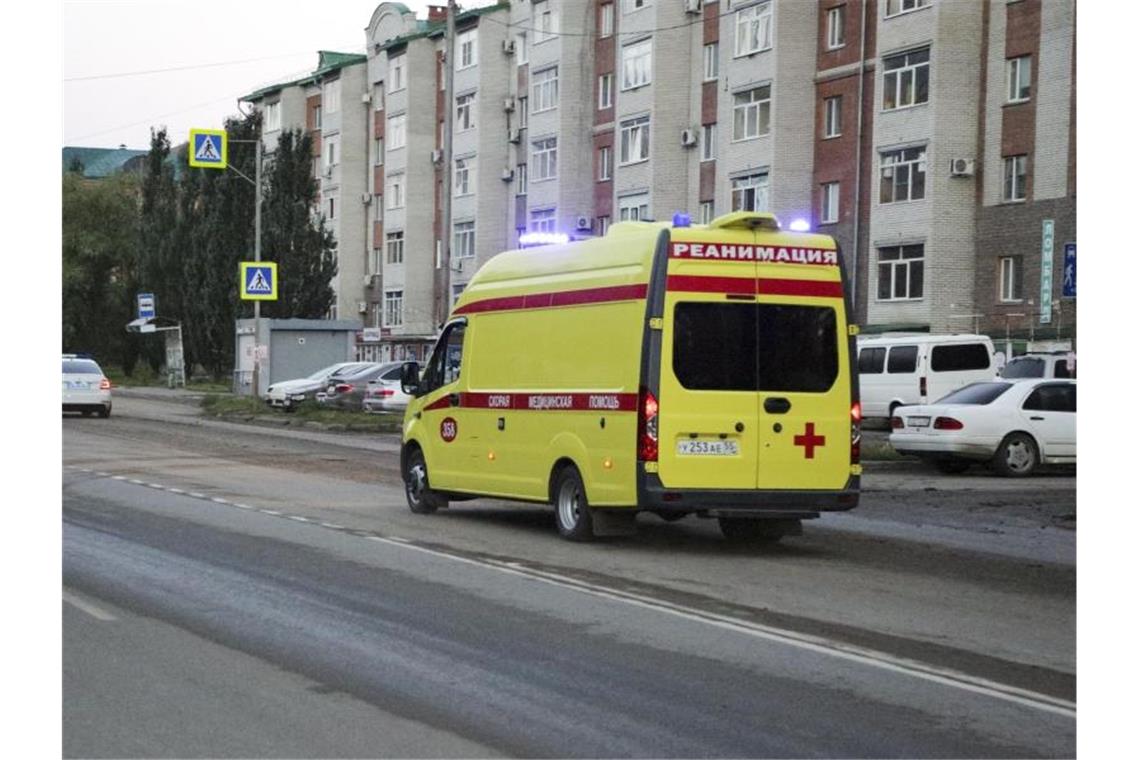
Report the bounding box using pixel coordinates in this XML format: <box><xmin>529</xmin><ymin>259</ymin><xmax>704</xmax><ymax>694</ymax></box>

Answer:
<box><xmin>707</xmin><ymin>211</ymin><xmax>781</xmax><ymax>231</ymax></box>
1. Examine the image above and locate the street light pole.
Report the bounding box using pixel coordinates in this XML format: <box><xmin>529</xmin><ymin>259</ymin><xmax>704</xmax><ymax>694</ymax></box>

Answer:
<box><xmin>439</xmin><ymin>0</ymin><xmax>457</xmax><ymax>326</ymax></box>
<box><xmin>253</xmin><ymin>136</ymin><xmax>263</xmax><ymax>397</ymax></box>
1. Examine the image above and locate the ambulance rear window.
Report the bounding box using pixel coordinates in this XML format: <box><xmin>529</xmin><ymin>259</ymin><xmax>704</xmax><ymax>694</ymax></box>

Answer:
<box><xmin>673</xmin><ymin>303</ymin><xmax>838</xmax><ymax>392</ymax></box>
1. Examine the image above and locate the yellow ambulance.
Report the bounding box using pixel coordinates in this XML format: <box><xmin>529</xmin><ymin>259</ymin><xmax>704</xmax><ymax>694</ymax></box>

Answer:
<box><xmin>398</xmin><ymin>212</ymin><xmax>861</xmax><ymax>543</ymax></box>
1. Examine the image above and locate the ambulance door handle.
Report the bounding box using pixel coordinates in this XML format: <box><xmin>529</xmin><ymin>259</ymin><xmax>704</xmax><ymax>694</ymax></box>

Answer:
<box><xmin>764</xmin><ymin>397</ymin><xmax>792</xmax><ymax>414</ymax></box>
<box><xmin>498</xmin><ymin>417</ymin><xmax>506</xmax><ymax>431</ymax></box>
<box><xmin>449</xmin><ymin>393</ymin><xmax>460</xmax><ymax>407</ymax></box>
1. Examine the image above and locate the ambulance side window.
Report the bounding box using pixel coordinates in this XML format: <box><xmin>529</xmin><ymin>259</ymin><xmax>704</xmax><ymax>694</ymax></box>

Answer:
<box><xmin>422</xmin><ymin>322</ymin><xmax>466</xmax><ymax>393</ymax></box>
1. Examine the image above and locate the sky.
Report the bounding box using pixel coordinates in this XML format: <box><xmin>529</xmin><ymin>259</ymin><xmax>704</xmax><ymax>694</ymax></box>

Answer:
<box><xmin>62</xmin><ymin>0</ymin><xmax>496</xmax><ymax>150</ymax></box>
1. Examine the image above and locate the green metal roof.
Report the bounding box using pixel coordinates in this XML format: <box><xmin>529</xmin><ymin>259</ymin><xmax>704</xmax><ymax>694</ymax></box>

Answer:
<box><xmin>62</xmin><ymin>146</ymin><xmax>148</xmax><ymax>179</ymax></box>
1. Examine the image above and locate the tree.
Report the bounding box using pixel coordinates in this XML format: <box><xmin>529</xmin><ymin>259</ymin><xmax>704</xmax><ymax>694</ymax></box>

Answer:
<box><xmin>259</xmin><ymin>128</ymin><xmax>337</xmax><ymax>319</ymax></box>
<box><xmin>61</xmin><ymin>171</ymin><xmax>141</xmax><ymax>370</ymax></box>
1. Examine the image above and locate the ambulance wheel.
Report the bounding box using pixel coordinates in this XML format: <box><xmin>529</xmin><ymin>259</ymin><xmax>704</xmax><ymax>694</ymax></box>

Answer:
<box><xmin>992</xmin><ymin>432</ymin><xmax>1038</xmax><ymax>477</ymax></box>
<box><xmin>718</xmin><ymin>518</ymin><xmax>783</xmax><ymax>545</ymax></box>
<box><xmin>404</xmin><ymin>448</ymin><xmax>447</xmax><ymax>513</ymax></box>
<box><xmin>553</xmin><ymin>466</ymin><xmax>594</xmax><ymax>541</ymax></box>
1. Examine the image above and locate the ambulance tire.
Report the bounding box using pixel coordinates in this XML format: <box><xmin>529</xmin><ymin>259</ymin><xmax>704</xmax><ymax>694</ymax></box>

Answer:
<box><xmin>552</xmin><ymin>466</ymin><xmax>594</xmax><ymax>542</ymax></box>
<box><xmin>717</xmin><ymin>518</ymin><xmax>784</xmax><ymax>545</ymax></box>
<box><xmin>404</xmin><ymin>447</ymin><xmax>447</xmax><ymax>513</ymax></box>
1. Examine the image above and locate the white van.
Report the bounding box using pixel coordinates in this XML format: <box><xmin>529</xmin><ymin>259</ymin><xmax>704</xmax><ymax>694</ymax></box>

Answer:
<box><xmin>857</xmin><ymin>334</ymin><xmax>997</xmax><ymax>419</ymax></box>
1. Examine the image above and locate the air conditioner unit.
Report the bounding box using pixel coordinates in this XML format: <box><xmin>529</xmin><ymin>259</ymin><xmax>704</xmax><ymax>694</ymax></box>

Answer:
<box><xmin>357</xmin><ymin>301</ymin><xmax>369</xmax><ymax>314</ymax></box>
<box><xmin>501</xmin><ymin>168</ymin><xmax>514</xmax><ymax>182</ymax></box>
<box><xmin>362</xmin><ymin>274</ymin><xmax>374</xmax><ymax>287</ymax></box>
<box><xmin>361</xmin><ymin>193</ymin><xmax>372</xmax><ymax>205</ymax></box>
<box><xmin>431</xmin><ymin>149</ymin><xmax>443</xmax><ymax>164</ymax></box>
<box><xmin>681</xmin><ymin>128</ymin><xmax>698</xmax><ymax>147</ymax></box>
<box><xmin>684</xmin><ymin>0</ymin><xmax>702</xmax><ymax>14</ymax></box>
<box><xmin>508</xmin><ymin>128</ymin><xmax>521</xmax><ymax>144</ymax></box>
<box><xmin>504</xmin><ymin>97</ymin><xmax>516</xmax><ymax>112</ymax></box>
<box><xmin>361</xmin><ymin>92</ymin><xmax>372</xmax><ymax>104</ymax></box>
<box><xmin>575</xmin><ymin>215</ymin><xmax>592</xmax><ymax>231</ymax></box>
<box><xmin>949</xmin><ymin>158</ymin><xmax>976</xmax><ymax>177</ymax></box>
<box><xmin>502</xmin><ymin>38</ymin><xmax>515</xmax><ymax>55</ymax></box>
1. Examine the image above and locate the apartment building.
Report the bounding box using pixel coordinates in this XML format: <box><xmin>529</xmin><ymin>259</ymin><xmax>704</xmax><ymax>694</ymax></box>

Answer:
<box><xmin>243</xmin><ymin>0</ymin><xmax>1074</xmax><ymax>362</ymax></box>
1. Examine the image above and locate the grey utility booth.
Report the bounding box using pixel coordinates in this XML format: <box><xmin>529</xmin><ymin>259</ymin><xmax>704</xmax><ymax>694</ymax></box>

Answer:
<box><xmin>234</xmin><ymin>318</ymin><xmax>362</xmax><ymax>397</ymax></box>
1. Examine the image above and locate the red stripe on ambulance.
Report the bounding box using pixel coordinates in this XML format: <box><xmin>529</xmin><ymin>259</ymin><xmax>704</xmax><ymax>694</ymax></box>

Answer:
<box><xmin>666</xmin><ymin>275</ymin><xmax>842</xmax><ymax>299</ymax></box>
<box><xmin>454</xmin><ymin>284</ymin><xmax>648</xmax><ymax>315</ymax></box>
<box><xmin>458</xmin><ymin>392</ymin><xmax>639</xmax><ymax>411</ymax></box>
<box><xmin>669</xmin><ymin>242</ymin><xmax>838</xmax><ymax>265</ymax></box>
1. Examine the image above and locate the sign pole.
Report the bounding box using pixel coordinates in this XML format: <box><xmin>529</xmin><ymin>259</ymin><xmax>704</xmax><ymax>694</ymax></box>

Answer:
<box><xmin>253</xmin><ymin>136</ymin><xmax>263</xmax><ymax>398</ymax></box>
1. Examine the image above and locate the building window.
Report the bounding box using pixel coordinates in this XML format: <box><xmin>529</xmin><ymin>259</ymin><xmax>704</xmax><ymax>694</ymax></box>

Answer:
<box><xmin>619</xmin><ymin>192</ymin><xmax>649</xmax><ymax>221</ymax></box>
<box><xmin>516</xmin><ymin>162</ymin><xmax>527</xmax><ymax>195</ymax></box>
<box><xmin>824</xmin><ymin>95</ymin><xmax>842</xmax><ymax>138</ymax></box>
<box><xmin>388</xmin><ymin>54</ymin><xmax>406</xmax><ymax>93</ymax></box>
<box><xmin>327</xmin><ymin>197</ymin><xmax>335</xmax><ymax>220</ymax></box>
<box><xmin>621</xmin><ymin>39</ymin><xmax>652</xmax><ymax>90</ymax></box>
<box><xmin>451</xmin><ymin>283</ymin><xmax>466</xmax><ymax>308</ymax></box>
<box><xmin>700</xmin><ymin>124</ymin><xmax>716</xmax><ymax>161</ymax></box>
<box><xmin>532</xmin><ymin>67</ymin><xmax>559</xmax><ymax>113</ymax></box>
<box><xmin>387</xmin><ymin>114</ymin><xmax>406</xmax><ymax>150</ymax></box>
<box><xmin>699</xmin><ymin>200</ymin><xmax>715</xmax><ymax>224</ymax></box>
<box><xmin>885</xmin><ymin>0</ymin><xmax>930</xmax><ymax>18</ymax></box>
<box><xmin>597</xmin><ymin>215</ymin><xmax>610</xmax><ymax>235</ymax></box>
<box><xmin>370</xmin><ymin>246</ymin><xmax>382</xmax><ymax>275</ymax></box>
<box><xmin>456</xmin><ymin>93</ymin><xmax>476</xmax><ymax>131</ymax></box>
<box><xmin>386</xmin><ymin>231</ymin><xmax>404</xmax><ymax>265</ymax></box>
<box><xmin>731</xmin><ymin>172</ymin><xmax>769</xmax><ymax>212</ymax></box>
<box><xmin>598</xmin><ymin>73</ymin><xmax>614</xmax><ymax>110</ymax></box>
<box><xmin>373</xmin><ymin>137</ymin><xmax>383</xmax><ymax>166</ymax></box>
<box><xmin>530</xmin><ymin>208</ymin><xmax>556</xmax><ymax>232</ymax></box>
<box><xmin>1003</xmin><ymin>154</ymin><xmax>1028</xmax><ymax>202</ymax></box>
<box><xmin>703</xmin><ymin>43</ymin><xmax>719</xmax><ymax>81</ymax></box>
<box><xmin>735</xmin><ymin>2</ymin><xmax>772</xmax><ymax>57</ymax></box>
<box><xmin>324</xmin><ymin>137</ymin><xmax>338</xmax><ymax>171</ymax></box>
<box><xmin>518</xmin><ymin>96</ymin><xmax>528</xmax><ymax>128</ymax></box>
<box><xmin>457</xmin><ymin>29</ymin><xmax>477</xmax><ymax>69</ymax></box>
<box><xmin>600</xmin><ymin>3</ymin><xmax>614</xmax><ymax>37</ymax></box>
<box><xmin>455</xmin><ymin>156</ymin><xmax>476</xmax><ymax>196</ymax></box>
<box><xmin>598</xmin><ymin>146</ymin><xmax>612</xmax><ymax>181</ymax></box>
<box><xmin>1007</xmin><ymin>55</ymin><xmax>1032</xmax><ymax>103</ymax></box>
<box><xmin>454</xmin><ymin>221</ymin><xmax>475</xmax><ymax>259</ymax></box>
<box><xmin>821</xmin><ymin>182</ymin><xmax>839</xmax><ymax>224</ymax></box>
<box><xmin>531</xmin><ymin>137</ymin><xmax>558</xmax><ymax>181</ymax></box>
<box><xmin>264</xmin><ymin>101</ymin><xmax>281</xmax><ymax>132</ymax></box>
<box><xmin>384</xmin><ymin>290</ymin><xmax>403</xmax><ymax>327</ymax></box>
<box><xmin>386</xmin><ymin>173</ymin><xmax>405</xmax><ymax>209</ymax></box>
<box><xmin>623</xmin><ymin>0</ymin><xmax>650</xmax><ymax>13</ymax></box>
<box><xmin>879</xmin><ymin>146</ymin><xmax>926</xmax><ymax>203</ymax></box>
<box><xmin>374</xmin><ymin>197</ymin><xmax>383</xmax><ymax>222</ymax></box>
<box><xmin>324</xmin><ymin>79</ymin><xmax>340</xmax><ymax>114</ymax></box>
<box><xmin>619</xmin><ymin>116</ymin><xmax>650</xmax><ymax>165</ymax></box>
<box><xmin>877</xmin><ymin>244</ymin><xmax>925</xmax><ymax>300</ymax></box>
<box><xmin>313</xmin><ymin>105</ymin><xmax>322</xmax><ymax>129</ymax></box>
<box><xmin>883</xmin><ymin>48</ymin><xmax>929</xmax><ymax>110</ymax></box>
<box><xmin>516</xmin><ymin>32</ymin><xmax>528</xmax><ymax>65</ymax></box>
<box><xmin>732</xmin><ymin>85</ymin><xmax>771</xmax><ymax>141</ymax></box>
<box><xmin>999</xmin><ymin>256</ymin><xmax>1023</xmax><ymax>302</ymax></box>
<box><xmin>827</xmin><ymin>6</ymin><xmax>846</xmax><ymax>49</ymax></box>
<box><xmin>534</xmin><ymin>1</ymin><xmax>557</xmax><ymax>44</ymax></box>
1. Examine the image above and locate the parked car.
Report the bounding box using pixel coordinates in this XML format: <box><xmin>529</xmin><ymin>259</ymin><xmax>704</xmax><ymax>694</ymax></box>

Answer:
<box><xmin>889</xmin><ymin>379</ymin><xmax>1075</xmax><ymax>476</ymax></box>
<box><xmin>362</xmin><ymin>365</ymin><xmax>412</xmax><ymax>413</ymax></box>
<box><xmin>317</xmin><ymin>362</ymin><xmax>403</xmax><ymax>412</ymax></box>
<box><xmin>62</xmin><ymin>354</ymin><xmax>112</xmax><ymax>418</ymax></box>
<box><xmin>857</xmin><ymin>334</ymin><xmax>997</xmax><ymax>420</ymax></box>
<box><xmin>1000</xmin><ymin>352</ymin><xmax>1076</xmax><ymax>380</ymax></box>
<box><xmin>265</xmin><ymin>362</ymin><xmax>372</xmax><ymax>411</ymax></box>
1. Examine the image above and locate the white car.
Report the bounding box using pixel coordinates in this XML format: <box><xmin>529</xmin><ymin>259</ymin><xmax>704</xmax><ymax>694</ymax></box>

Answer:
<box><xmin>63</xmin><ymin>354</ymin><xmax>112</xmax><ymax>418</ymax></box>
<box><xmin>889</xmin><ymin>379</ymin><xmax>1075</xmax><ymax>476</ymax></box>
<box><xmin>265</xmin><ymin>362</ymin><xmax>372</xmax><ymax>411</ymax></box>
<box><xmin>361</xmin><ymin>364</ymin><xmax>411</xmax><ymax>413</ymax></box>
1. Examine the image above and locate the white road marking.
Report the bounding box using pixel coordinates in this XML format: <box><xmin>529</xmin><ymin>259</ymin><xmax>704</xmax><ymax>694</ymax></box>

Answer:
<box><xmin>188</xmin><ymin>492</ymin><xmax>205</xmax><ymax>499</ymax></box>
<box><xmin>211</xmin><ymin>497</ymin><xmax>229</xmax><ymax>504</ymax></box>
<box><xmin>319</xmin><ymin>522</ymin><xmax>345</xmax><ymax>530</ymax></box>
<box><xmin>168</xmin><ymin>488</ymin><xmax>185</xmax><ymax>494</ymax></box>
<box><xmin>365</xmin><ymin>536</ymin><xmax>1076</xmax><ymax>719</ymax></box>
<box><xmin>286</xmin><ymin>516</ymin><xmax>311</xmax><ymax>523</ymax></box>
<box><xmin>259</xmin><ymin>509</ymin><xmax>281</xmax><ymax>516</ymax></box>
<box><xmin>63</xmin><ymin>590</ymin><xmax>117</xmax><ymax>622</ymax></box>
<box><xmin>129</xmin><ymin>479</ymin><xmax>144</xmax><ymax>485</ymax></box>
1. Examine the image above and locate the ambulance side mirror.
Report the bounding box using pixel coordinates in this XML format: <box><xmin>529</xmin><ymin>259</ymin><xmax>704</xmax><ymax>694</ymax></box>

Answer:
<box><xmin>400</xmin><ymin>361</ymin><xmax>421</xmax><ymax>396</ymax></box>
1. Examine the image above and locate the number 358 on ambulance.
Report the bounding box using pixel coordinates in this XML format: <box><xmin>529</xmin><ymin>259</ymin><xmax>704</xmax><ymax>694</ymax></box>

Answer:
<box><xmin>398</xmin><ymin>211</ymin><xmax>861</xmax><ymax>543</ymax></box>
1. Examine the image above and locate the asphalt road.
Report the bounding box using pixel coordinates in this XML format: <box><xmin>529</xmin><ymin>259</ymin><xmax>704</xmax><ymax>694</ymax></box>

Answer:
<box><xmin>62</xmin><ymin>393</ymin><xmax>1076</xmax><ymax>757</ymax></box>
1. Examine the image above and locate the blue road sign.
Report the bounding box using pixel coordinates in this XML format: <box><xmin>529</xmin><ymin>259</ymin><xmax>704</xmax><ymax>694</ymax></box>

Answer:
<box><xmin>189</xmin><ymin>128</ymin><xmax>227</xmax><ymax>169</ymax></box>
<box><xmin>240</xmin><ymin>262</ymin><xmax>278</xmax><ymax>301</ymax></box>
<box><xmin>137</xmin><ymin>292</ymin><xmax>155</xmax><ymax>319</ymax></box>
<box><xmin>1062</xmin><ymin>243</ymin><xmax>1076</xmax><ymax>299</ymax></box>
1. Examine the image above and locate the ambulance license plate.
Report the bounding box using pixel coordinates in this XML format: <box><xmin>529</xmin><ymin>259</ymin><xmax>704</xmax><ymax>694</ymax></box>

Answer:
<box><xmin>676</xmin><ymin>440</ymin><xmax>739</xmax><ymax>456</ymax></box>
<box><xmin>908</xmin><ymin>416</ymin><xmax>930</xmax><ymax>427</ymax></box>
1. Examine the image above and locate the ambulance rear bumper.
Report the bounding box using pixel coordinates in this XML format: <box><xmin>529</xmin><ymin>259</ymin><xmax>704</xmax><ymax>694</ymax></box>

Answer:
<box><xmin>637</xmin><ymin>474</ymin><xmax>860</xmax><ymax>516</ymax></box>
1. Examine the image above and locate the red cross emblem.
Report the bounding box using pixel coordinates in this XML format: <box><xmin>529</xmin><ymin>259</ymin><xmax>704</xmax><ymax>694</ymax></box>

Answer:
<box><xmin>794</xmin><ymin>422</ymin><xmax>826</xmax><ymax>459</ymax></box>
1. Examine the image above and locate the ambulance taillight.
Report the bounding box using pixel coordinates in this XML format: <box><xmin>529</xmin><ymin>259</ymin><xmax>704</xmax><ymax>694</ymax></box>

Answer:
<box><xmin>638</xmin><ymin>386</ymin><xmax>659</xmax><ymax>462</ymax></box>
<box><xmin>851</xmin><ymin>402</ymin><xmax>862</xmax><ymax>463</ymax></box>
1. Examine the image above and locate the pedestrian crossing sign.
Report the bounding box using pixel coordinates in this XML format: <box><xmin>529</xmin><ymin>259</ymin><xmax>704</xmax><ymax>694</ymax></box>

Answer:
<box><xmin>240</xmin><ymin>262</ymin><xmax>278</xmax><ymax>301</ymax></box>
<box><xmin>189</xmin><ymin>128</ymin><xmax>227</xmax><ymax>169</ymax></box>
